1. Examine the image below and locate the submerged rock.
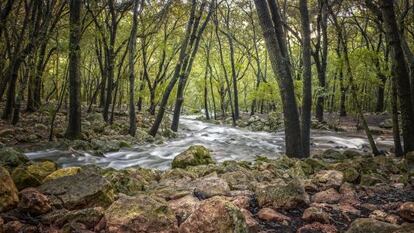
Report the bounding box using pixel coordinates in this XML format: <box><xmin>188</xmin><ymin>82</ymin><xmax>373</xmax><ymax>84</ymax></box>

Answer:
<box><xmin>104</xmin><ymin>194</ymin><xmax>178</xmax><ymax>233</ymax></box>
<box><xmin>171</xmin><ymin>145</ymin><xmax>215</xmax><ymax>169</ymax></box>
<box><xmin>0</xmin><ymin>166</ymin><xmax>19</xmax><ymax>212</ymax></box>
<box><xmin>255</xmin><ymin>178</ymin><xmax>309</xmax><ymax>210</ymax></box>
<box><xmin>179</xmin><ymin>196</ymin><xmax>248</xmax><ymax>233</ymax></box>
<box><xmin>39</xmin><ymin>171</ymin><xmax>114</xmax><ymax>210</ymax></box>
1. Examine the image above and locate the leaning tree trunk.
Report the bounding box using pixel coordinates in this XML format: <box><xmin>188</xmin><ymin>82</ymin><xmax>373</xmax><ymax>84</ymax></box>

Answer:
<box><xmin>254</xmin><ymin>0</ymin><xmax>304</xmax><ymax>158</ymax></box>
<box><xmin>380</xmin><ymin>0</ymin><xmax>414</xmax><ymax>153</ymax></box>
<box><xmin>65</xmin><ymin>0</ymin><xmax>82</xmax><ymax>139</ymax></box>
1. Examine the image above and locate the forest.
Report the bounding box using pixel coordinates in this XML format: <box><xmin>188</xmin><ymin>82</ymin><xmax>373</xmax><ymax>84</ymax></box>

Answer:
<box><xmin>0</xmin><ymin>0</ymin><xmax>414</xmax><ymax>232</ymax></box>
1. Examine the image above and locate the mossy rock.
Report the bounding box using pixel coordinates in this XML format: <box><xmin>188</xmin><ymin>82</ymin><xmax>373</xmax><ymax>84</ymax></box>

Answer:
<box><xmin>303</xmin><ymin>158</ymin><xmax>328</xmax><ymax>174</ymax></box>
<box><xmin>43</xmin><ymin>167</ymin><xmax>81</xmax><ymax>182</ymax></box>
<box><xmin>0</xmin><ymin>148</ymin><xmax>29</xmax><ymax>168</ymax></box>
<box><xmin>26</xmin><ymin>161</ymin><xmax>57</xmax><ymax>180</ymax></box>
<box><xmin>360</xmin><ymin>173</ymin><xmax>386</xmax><ymax>186</ymax></box>
<box><xmin>342</xmin><ymin>149</ymin><xmax>363</xmax><ymax>159</ymax></box>
<box><xmin>171</xmin><ymin>145</ymin><xmax>215</xmax><ymax>169</ymax></box>
<box><xmin>11</xmin><ymin>167</ymin><xmax>41</xmax><ymax>190</ymax></box>
<box><xmin>346</xmin><ymin>218</ymin><xmax>399</xmax><ymax>233</ymax></box>
<box><xmin>314</xmin><ymin>149</ymin><xmax>348</xmax><ymax>161</ymax></box>
<box><xmin>103</xmin><ymin>169</ymin><xmax>149</xmax><ymax>195</ymax></box>
<box><xmin>0</xmin><ymin>166</ymin><xmax>19</xmax><ymax>212</ymax></box>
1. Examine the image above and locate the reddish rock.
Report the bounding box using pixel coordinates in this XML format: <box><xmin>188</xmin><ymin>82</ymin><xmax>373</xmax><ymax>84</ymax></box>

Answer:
<box><xmin>3</xmin><ymin>221</ymin><xmax>24</xmax><ymax>233</ymax></box>
<box><xmin>302</xmin><ymin>207</ymin><xmax>330</xmax><ymax>224</ymax></box>
<box><xmin>0</xmin><ymin>217</ymin><xmax>3</xmax><ymax>233</ymax></box>
<box><xmin>229</xmin><ymin>195</ymin><xmax>251</xmax><ymax>210</ymax></box>
<box><xmin>257</xmin><ymin>208</ymin><xmax>291</xmax><ymax>223</ymax></box>
<box><xmin>241</xmin><ymin>209</ymin><xmax>260</xmax><ymax>233</ymax></box>
<box><xmin>168</xmin><ymin>195</ymin><xmax>200</xmax><ymax>224</ymax></box>
<box><xmin>339</xmin><ymin>183</ymin><xmax>359</xmax><ymax>206</ymax></box>
<box><xmin>297</xmin><ymin>222</ymin><xmax>338</xmax><ymax>233</ymax></box>
<box><xmin>312</xmin><ymin>188</ymin><xmax>342</xmax><ymax>204</ymax></box>
<box><xmin>179</xmin><ymin>196</ymin><xmax>249</xmax><ymax>233</ymax></box>
<box><xmin>369</xmin><ymin>210</ymin><xmax>402</xmax><ymax>224</ymax></box>
<box><xmin>312</xmin><ymin>170</ymin><xmax>344</xmax><ymax>190</ymax></box>
<box><xmin>399</xmin><ymin>202</ymin><xmax>414</xmax><ymax>222</ymax></box>
<box><xmin>18</xmin><ymin>188</ymin><xmax>51</xmax><ymax>215</ymax></box>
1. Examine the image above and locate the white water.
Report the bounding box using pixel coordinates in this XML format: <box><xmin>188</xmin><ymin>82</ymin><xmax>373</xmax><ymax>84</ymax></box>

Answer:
<box><xmin>25</xmin><ymin>116</ymin><xmax>394</xmax><ymax>170</ymax></box>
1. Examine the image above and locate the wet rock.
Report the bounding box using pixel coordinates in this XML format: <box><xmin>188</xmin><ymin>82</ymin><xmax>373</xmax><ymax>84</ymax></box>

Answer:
<box><xmin>43</xmin><ymin>167</ymin><xmax>81</xmax><ymax>182</ymax></box>
<box><xmin>104</xmin><ymin>194</ymin><xmax>178</xmax><ymax>233</ymax></box>
<box><xmin>257</xmin><ymin>208</ymin><xmax>291</xmax><ymax>223</ymax></box>
<box><xmin>39</xmin><ymin>171</ymin><xmax>114</xmax><ymax>210</ymax></box>
<box><xmin>18</xmin><ymin>188</ymin><xmax>51</xmax><ymax>215</ymax></box>
<box><xmin>398</xmin><ymin>202</ymin><xmax>414</xmax><ymax>222</ymax></box>
<box><xmin>369</xmin><ymin>210</ymin><xmax>401</xmax><ymax>224</ymax></box>
<box><xmin>297</xmin><ymin>222</ymin><xmax>338</xmax><ymax>233</ymax></box>
<box><xmin>312</xmin><ymin>188</ymin><xmax>342</xmax><ymax>204</ymax></box>
<box><xmin>312</xmin><ymin>170</ymin><xmax>344</xmax><ymax>189</ymax></box>
<box><xmin>179</xmin><ymin>196</ymin><xmax>248</xmax><ymax>233</ymax></box>
<box><xmin>168</xmin><ymin>195</ymin><xmax>200</xmax><ymax>224</ymax></box>
<box><xmin>302</xmin><ymin>207</ymin><xmax>330</xmax><ymax>224</ymax></box>
<box><xmin>255</xmin><ymin>178</ymin><xmax>309</xmax><ymax>210</ymax></box>
<box><xmin>0</xmin><ymin>166</ymin><xmax>19</xmax><ymax>212</ymax></box>
<box><xmin>193</xmin><ymin>176</ymin><xmax>230</xmax><ymax>199</ymax></box>
<box><xmin>346</xmin><ymin>218</ymin><xmax>399</xmax><ymax>233</ymax></box>
<box><xmin>0</xmin><ymin>148</ymin><xmax>29</xmax><ymax>168</ymax></box>
<box><xmin>11</xmin><ymin>167</ymin><xmax>41</xmax><ymax>190</ymax></box>
<box><xmin>26</xmin><ymin>161</ymin><xmax>57</xmax><ymax>180</ymax></box>
<box><xmin>171</xmin><ymin>145</ymin><xmax>215</xmax><ymax>169</ymax></box>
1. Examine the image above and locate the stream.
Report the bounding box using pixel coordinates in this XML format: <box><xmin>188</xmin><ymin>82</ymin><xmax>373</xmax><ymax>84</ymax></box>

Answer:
<box><xmin>25</xmin><ymin>116</ymin><xmax>394</xmax><ymax>170</ymax></box>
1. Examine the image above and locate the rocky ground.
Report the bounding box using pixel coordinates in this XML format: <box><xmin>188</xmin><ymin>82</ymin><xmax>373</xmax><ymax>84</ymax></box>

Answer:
<box><xmin>1</xmin><ymin>145</ymin><xmax>414</xmax><ymax>233</ymax></box>
<box><xmin>0</xmin><ymin>106</ymin><xmax>176</xmax><ymax>154</ymax></box>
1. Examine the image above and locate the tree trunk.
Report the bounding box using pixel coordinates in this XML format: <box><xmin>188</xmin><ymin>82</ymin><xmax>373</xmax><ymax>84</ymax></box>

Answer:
<box><xmin>380</xmin><ymin>0</ymin><xmax>414</xmax><ymax>153</ymax></box>
<box><xmin>65</xmin><ymin>0</ymin><xmax>82</xmax><ymax>139</ymax></box>
<box><xmin>254</xmin><ymin>0</ymin><xmax>304</xmax><ymax>158</ymax></box>
<box><xmin>391</xmin><ymin>75</ymin><xmax>404</xmax><ymax>156</ymax></box>
<box><xmin>300</xmin><ymin>0</ymin><xmax>312</xmax><ymax>157</ymax></box>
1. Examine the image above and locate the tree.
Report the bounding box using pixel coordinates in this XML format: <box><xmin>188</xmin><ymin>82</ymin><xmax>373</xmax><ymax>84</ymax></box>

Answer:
<box><xmin>65</xmin><ymin>0</ymin><xmax>82</xmax><ymax>139</ymax></box>
<box><xmin>254</xmin><ymin>0</ymin><xmax>304</xmax><ymax>158</ymax></box>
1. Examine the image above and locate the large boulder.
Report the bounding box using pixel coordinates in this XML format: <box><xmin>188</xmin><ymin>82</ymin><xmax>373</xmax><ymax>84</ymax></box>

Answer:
<box><xmin>39</xmin><ymin>171</ymin><xmax>114</xmax><ymax>210</ymax></box>
<box><xmin>18</xmin><ymin>188</ymin><xmax>51</xmax><ymax>215</ymax></box>
<box><xmin>346</xmin><ymin>218</ymin><xmax>399</xmax><ymax>233</ymax></box>
<box><xmin>171</xmin><ymin>145</ymin><xmax>215</xmax><ymax>169</ymax></box>
<box><xmin>179</xmin><ymin>196</ymin><xmax>249</xmax><ymax>233</ymax></box>
<box><xmin>40</xmin><ymin>207</ymin><xmax>104</xmax><ymax>228</ymax></box>
<box><xmin>0</xmin><ymin>166</ymin><xmax>19</xmax><ymax>212</ymax></box>
<box><xmin>255</xmin><ymin>179</ymin><xmax>309</xmax><ymax>210</ymax></box>
<box><xmin>0</xmin><ymin>148</ymin><xmax>29</xmax><ymax>168</ymax></box>
<box><xmin>104</xmin><ymin>194</ymin><xmax>178</xmax><ymax>233</ymax></box>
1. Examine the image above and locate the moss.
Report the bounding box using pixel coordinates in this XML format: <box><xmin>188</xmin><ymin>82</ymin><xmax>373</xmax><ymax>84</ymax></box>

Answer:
<box><xmin>11</xmin><ymin>167</ymin><xmax>41</xmax><ymax>190</ymax></box>
<box><xmin>26</xmin><ymin>161</ymin><xmax>57</xmax><ymax>180</ymax></box>
<box><xmin>0</xmin><ymin>148</ymin><xmax>29</xmax><ymax>168</ymax></box>
<box><xmin>43</xmin><ymin>167</ymin><xmax>81</xmax><ymax>182</ymax></box>
<box><xmin>171</xmin><ymin>145</ymin><xmax>215</xmax><ymax>169</ymax></box>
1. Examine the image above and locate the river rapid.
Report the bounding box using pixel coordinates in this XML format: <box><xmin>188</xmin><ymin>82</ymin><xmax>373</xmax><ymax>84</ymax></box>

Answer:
<box><xmin>25</xmin><ymin>116</ymin><xmax>394</xmax><ymax>170</ymax></box>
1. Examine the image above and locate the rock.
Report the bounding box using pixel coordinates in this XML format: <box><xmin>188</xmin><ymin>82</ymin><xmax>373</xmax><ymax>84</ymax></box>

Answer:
<box><xmin>257</xmin><ymin>208</ymin><xmax>291</xmax><ymax>223</ymax></box>
<box><xmin>0</xmin><ymin>166</ymin><xmax>19</xmax><ymax>212</ymax></box>
<box><xmin>346</xmin><ymin>218</ymin><xmax>399</xmax><ymax>233</ymax></box>
<box><xmin>179</xmin><ymin>196</ymin><xmax>248</xmax><ymax>233</ymax></box>
<box><xmin>39</xmin><ymin>172</ymin><xmax>114</xmax><ymax>210</ymax></box>
<box><xmin>0</xmin><ymin>217</ymin><xmax>3</xmax><ymax>233</ymax></box>
<box><xmin>339</xmin><ymin>183</ymin><xmax>359</xmax><ymax>206</ymax></box>
<box><xmin>297</xmin><ymin>223</ymin><xmax>338</xmax><ymax>233</ymax></box>
<box><xmin>315</xmin><ymin>149</ymin><xmax>347</xmax><ymax>161</ymax></box>
<box><xmin>26</xmin><ymin>161</ymin><xmax>57</xmax><ymax>180</ymax></box>
<box><xmin>104</xmin><ymin>194</ymin><xmax>178</xmax><ymax>233</ymax></box>
<box><xmin>3</xmin><ymin>221</ymin><xmax>24</xmax><ymax>233</ymax></box>
<box><xmin>168</xmin><ymin>195</ymin><xmax>200</xmax><ymax>224</ymax></box>
<box><xmin>11</xmin><ymin>167</ymin><xmax>41</xmax><ymax>190</ymax></box>
<box><xmin>369</xmin><ymin>210</ymin><xmax>401</xmax><ymax>224</ymax></box>
<box><xmin>302</xmin><ymin>207</ymin><xmax>330</xmax><ymax>224</ymax></box>
<box><xmin>171</xmin><ymin>145</ymin><xmax>215</xmax><ymax>169</ymax></box>
<box><xmin>34</xmin><ymin>123</ymin><xmax>48</xmax><ymax>131</ymax></box>
<box><xmin>103</xmin><ymin>168</ymin><xmax>150</xmax><ymax>195</ymax></box>
<box><xmin>398</xmin><ymin>202</ymin><xmax>414</xmax><ymax>222</ymax></box>
<box><xmin>360</xmin><ymin>174</ymin><xmax>386</xmax><ymax>186</ymax></box>
<box><xmin>393</xmin><ymin>223</ymin><xmax>414</xmax><ymax>233</ymax></box>
<box><xmin>43</xmin><ymin>167</ymin><xmax>81</xmax><ymax>182</ymax></box>
<box><xmin>41</xmin><ymin>207</ymin><xmax>104</xmax><ymax>228</ymax></box>
<box><xmin>379</xmin><ymin>119</ymin><xmax>393</xmax><ymax>129</ymax></box>
<box><xmin>240</xmin><ymin>209</ymin><xmax>260</xmax><ymax>233</ymax></box>
<box><xmin>342</xmin><ymin>149</ymin><xmax>363</xmax><ymax>159</ymax></box>
<box><xmin>255</xmin><ymin>179</ymin><xmax>309</xmax><ymax>210</ymax></box>
<box><xmin>312</xmin><ymin>188</ymin><xmax>342</xmax><ymax>204</ymax></box>
<box><xmin>193</xmin><ymin>176</ymin><xmax>230</xmax><ymax>199</ymax></box>
<box><xmin>313</xmin><ymin>170</ymin><xmax>344</xmax><ymax>189</ymax></box>
<box><xmin>0</xmin><ymin>148</ymin><xmax>29</xmax><ymax>168</ymax></box>
<box><xmin>18</xmin><ymin>188</ymin><xmax>51</xmax><ymax>215</ymax></box>
<box><xmin>221</xmin><ymin>170</ymin><xmax>254</xmax><ymax>190</ymax></box>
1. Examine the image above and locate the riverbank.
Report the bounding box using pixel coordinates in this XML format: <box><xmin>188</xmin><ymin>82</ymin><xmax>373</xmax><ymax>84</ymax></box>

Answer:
<box><xmin>1</xmin><ymin>146</ymin><xmax>413</xmax><ymax>233</ymax></box>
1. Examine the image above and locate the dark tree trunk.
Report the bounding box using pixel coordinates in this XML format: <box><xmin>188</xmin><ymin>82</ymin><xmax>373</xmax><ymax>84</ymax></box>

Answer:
<box><xmin>300</xmin><ymin>0</ymin><xmax>312</xmax><ymax>157</ymax></box>
<box><xmin>380</xmin><ymin>0</ymin><xmax>414</xmax><ymax>153</ymax></box>
<box><xmin>254</xmin><ymin>0</ymin><xmax>304</xmax><ymax>158</ymax></box>
<box><xmin>65</xmin><ymin>0</ymin><xmax>82</xmax><ymax>139</ymax></box>
<box><xmin>391</xmin><ymin>75</ymin><xmax>404</xmax><ymax>156</ymax></box>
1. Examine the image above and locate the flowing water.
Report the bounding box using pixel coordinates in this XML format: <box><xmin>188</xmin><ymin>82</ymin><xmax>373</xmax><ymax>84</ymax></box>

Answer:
<box><xmin>25</xmin><ymin>116</ymin><xmax>394</xmax><ymax>170</ymax></box>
